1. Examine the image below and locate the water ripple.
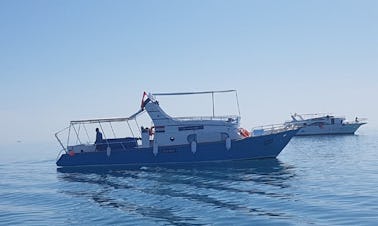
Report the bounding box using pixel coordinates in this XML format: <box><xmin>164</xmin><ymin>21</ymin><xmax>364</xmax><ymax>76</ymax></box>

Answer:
<box><xmin>1</xmin><ymin>134</ymin><xmax>378</xmax><ymax>225</ymax></box>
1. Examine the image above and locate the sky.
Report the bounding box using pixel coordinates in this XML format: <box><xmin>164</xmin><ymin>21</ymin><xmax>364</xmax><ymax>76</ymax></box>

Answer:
<box><xmin>0</xmin><ymin>0</ymin><xmax>377</xmax><ymax>146</ymax></box>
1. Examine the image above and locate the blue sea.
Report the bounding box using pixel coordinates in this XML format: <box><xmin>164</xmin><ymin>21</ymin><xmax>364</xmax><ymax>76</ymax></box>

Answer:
<box><xmin>1</xmin><ymin>130</ymin><xmax>377</xmax><ymax>225</ymax></box>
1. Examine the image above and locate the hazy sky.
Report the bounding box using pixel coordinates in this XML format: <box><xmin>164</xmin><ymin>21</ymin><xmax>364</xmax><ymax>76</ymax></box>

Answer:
<box><xmin>0</xmin><ymin>0</ymin><xmax>377</xmax><ymax>145</ymax></box>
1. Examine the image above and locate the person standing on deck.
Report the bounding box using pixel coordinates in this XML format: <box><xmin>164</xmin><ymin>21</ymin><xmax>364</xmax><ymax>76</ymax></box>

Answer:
<box><xmin>95</xmin><ymin>128</ymin><xmax>103</xmax><ymax>151</ymax></box>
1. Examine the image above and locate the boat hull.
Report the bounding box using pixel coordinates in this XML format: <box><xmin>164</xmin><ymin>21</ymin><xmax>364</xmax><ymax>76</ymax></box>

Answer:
<box><xmin>295</xmin><ymin>123</ymin><xmax>365</xmax><ymax>136</ymax></box>
<box><xmin>56</xmin><ymin>129</ymin><xmax>298</xmax><ymax>167</ymax></box>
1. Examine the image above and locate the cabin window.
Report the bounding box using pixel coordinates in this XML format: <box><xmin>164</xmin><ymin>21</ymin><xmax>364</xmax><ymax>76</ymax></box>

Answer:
<box><xmin>179</xmin><ymin>125</ymin><xmax>204</xmax><ymax>131</ymax></box>
<box><xmin>155</xmin><ymin>126</ymin><xmax>165</xmax><ymax>133</ymax></box>
<box><xmin>309</xmin><ymin>122</ymin><xmax>323</xmax><ymax>126</ymax></box>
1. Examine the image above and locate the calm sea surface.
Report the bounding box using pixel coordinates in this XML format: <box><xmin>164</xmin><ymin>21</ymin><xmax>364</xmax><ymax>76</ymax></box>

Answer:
<box><xmin>1</xmin><ymin>130</ymin><xmax>377</xmax><ymax>225</ymax></box>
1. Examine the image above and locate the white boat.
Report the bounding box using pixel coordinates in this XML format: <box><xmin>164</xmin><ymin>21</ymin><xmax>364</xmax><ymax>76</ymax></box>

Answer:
<box><xmin>285</xmin><ymin>113</ymin><xmax>367</xmax><ymax>136</ymax></box>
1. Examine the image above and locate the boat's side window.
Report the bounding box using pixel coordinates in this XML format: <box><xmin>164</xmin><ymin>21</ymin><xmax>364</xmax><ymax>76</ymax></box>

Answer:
<box><xmin>309</xmin><ymin>122</ymin><xmax>324</xmax><ymax>126</ymax></box>
<box><xmin>179</xmin><ymin>125</ymin><xmax>204</xmax><ymax>131</ymax></box>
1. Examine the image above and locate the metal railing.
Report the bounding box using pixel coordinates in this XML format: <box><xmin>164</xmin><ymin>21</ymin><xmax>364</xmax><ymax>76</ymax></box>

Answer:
<box><xmin>251</xmin><ymin>123</ymin><xmax>300</xmax><ymax>136</ymax></box>
<box><xmin>55</xmin><ymin>126</ymin><xmax>69</xmax><ymax>153</ymax></box>
<box><xmin>173</xmin><ymin>115</ymin><xmax>240</xmax><ymax>122</ymax></box>
<box><xmin>344</xmin><ymin>118</ymin><xmax>368</xmax><ymax>124</ymax></box>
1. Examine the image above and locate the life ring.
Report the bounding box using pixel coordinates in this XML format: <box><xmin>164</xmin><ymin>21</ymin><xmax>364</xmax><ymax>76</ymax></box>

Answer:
<box><xmin>239</xmin><ymin>128</ymin><xmax>251</xmax><ymax>138</ymax></box>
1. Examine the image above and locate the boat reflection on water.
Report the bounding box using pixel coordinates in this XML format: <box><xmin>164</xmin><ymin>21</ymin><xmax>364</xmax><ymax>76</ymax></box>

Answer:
<box><xmin>57</xmin><ymin>159</ymin><xmax>295</xmax><ymax>188</ymax></box>
<box><xmin>57</xmin><ymin>159</ymin><xmax>296</xmax><ymax>224</ymax></box>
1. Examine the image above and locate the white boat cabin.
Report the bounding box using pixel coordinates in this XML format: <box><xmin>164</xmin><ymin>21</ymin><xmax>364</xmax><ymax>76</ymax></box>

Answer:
<box><xmin>56</xmin><ymin>90</ymin><xmax>249</xmax><ymax>154</ymax></box>
<box><xmin>141</xmin><ymin>93</ymin><xmax>242</xmax><ymax>147</ymax></box>
<box><xmin>289</xmin><ymin>113</ymin><xmax>346</xmax><ymax>126</ymax></box>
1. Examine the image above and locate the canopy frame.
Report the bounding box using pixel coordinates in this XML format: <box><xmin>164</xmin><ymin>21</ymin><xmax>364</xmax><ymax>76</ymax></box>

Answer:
<box><xmin>152</xmin><ymin>90</ymin><xmax>241</xmax><ymax>117</ymax></box>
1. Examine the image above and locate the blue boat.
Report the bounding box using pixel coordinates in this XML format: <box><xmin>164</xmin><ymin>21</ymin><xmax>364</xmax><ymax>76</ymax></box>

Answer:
<box><xmin>55</xmin><ymin>90</ymin><xmax>299</xmax><ymax>167</ymax></box>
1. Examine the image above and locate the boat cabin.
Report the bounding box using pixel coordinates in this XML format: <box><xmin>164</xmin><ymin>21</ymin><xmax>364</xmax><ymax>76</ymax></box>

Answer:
<box><xmin>55</xmin><ymin>91</ymin><xmax>246</xmax><ymax>155</ymax></box>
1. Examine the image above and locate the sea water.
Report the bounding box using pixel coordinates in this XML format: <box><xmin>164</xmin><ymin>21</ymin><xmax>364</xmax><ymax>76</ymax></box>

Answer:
<box><xmin>1</xmin><ymin>130</ymin><xmax>377</xmax><ymax>225</ymax></box>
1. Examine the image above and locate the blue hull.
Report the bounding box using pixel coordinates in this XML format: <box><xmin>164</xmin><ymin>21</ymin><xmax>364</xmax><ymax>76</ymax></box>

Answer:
<box><xmin>57</xmin><ymin>129</ymin><xmax>297</xmax><ymax>167</ymax></box>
